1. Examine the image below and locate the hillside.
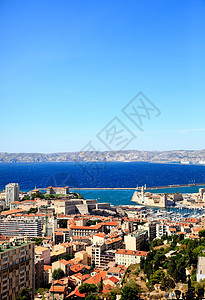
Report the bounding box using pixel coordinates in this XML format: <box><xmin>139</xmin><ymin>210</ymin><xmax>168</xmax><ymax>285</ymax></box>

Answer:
<box><xmin>0</xmin><ymin>150</ymin><xmax>205</xmax><ymax>164</ymax></box>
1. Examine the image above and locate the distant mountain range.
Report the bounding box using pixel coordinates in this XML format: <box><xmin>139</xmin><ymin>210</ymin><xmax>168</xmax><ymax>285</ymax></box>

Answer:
<box><xmin>0</xmin><ymin>150</ymin><xmax>205</xmax><ymax>164</ymax></box>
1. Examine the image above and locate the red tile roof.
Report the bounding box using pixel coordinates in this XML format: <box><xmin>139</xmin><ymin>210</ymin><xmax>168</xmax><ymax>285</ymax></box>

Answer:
<box><xmin>50</xmin><ymin>285</ymin><xmax>66</xmax><ymax>293</ymax></box>
<box><xmin>115</xmin><ymin>249</ymin><xmax>147</xmax><ymax>256</ymax></box>
<box><xmin>70</xmin><ymin>223</ymin><xmax>102</xmax><ymax>230</ymax></box>
<box><xmin>107</xmin><ymin>276</ymin><xmax>119</xmax><ymax>284</ymax></box>
<box><xmin>83</xmin><ymin>271</ymin><xmax>107</xmax><ymax>285</ymax></box>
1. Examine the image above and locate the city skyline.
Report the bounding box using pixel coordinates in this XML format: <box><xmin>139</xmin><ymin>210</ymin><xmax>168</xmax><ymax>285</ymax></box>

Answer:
<box><xmin>1</xmin><ymin>0</ymin><xmax>205</xmax><ymax>153</ymax></box>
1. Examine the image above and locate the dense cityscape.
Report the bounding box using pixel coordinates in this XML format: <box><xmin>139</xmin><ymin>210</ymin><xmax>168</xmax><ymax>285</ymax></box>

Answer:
<box><xmin>1</xmin><ymin>183</ymin><xmax>205</xmax><ymax>299</ymax></box>
<box><xmin>1</xmin><ymin>0</ymin><xmax>205</xmax><ymax>299</ymax></box>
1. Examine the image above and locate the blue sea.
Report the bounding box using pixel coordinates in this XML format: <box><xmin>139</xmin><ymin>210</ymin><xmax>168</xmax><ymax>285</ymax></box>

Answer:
<box><xmin>0</xmin><ymin>162</ymin><xmax>205</xmax><ymax>206</ymax></box>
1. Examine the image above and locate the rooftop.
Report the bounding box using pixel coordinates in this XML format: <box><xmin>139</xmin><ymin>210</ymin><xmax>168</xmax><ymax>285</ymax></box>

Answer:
<box><xmin>0</xmin><ymin>240</ymin><xmax>34</xmax><ymax>253</ymax></box>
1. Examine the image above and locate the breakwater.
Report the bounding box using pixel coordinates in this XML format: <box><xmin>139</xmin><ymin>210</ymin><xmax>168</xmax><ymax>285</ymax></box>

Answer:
<box><xmin>38</xmin><ymin>182</ymin><xmax>205</xmax><ymax>191</ymax></box>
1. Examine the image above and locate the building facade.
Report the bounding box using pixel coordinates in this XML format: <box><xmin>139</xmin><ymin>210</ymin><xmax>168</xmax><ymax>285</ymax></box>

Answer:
<box><xmin>0</xmin><ymin>237</ymin><xmax>35</xmax><ymax>300</ymax></box>
<box><xmin>156</xmin><ymin>223</ymin><xmax>168</xmax><ymax>239</ymax></box>
<box><xmin>0</xmin><ymin>217</ymin><xmax>43</xmax><ymax>238</ymax></box>
<box><xmin>46</xmin><ymin>186</ymin><xmax>69</xmax><ymax>195</ymax></box>
<box><xmin>115</xmin><ymin>249</ymin><xmax>147</xmax><ymax>267</ymax></box>
<box><xmin>5</xmin><ymin>183</ymin><xmax>19</xmax><ymax>207</ymax></box>
<box><xmin>124</xmin><ymin>230</ymin><xmax>148</xmax><ymax>251</ymax></box>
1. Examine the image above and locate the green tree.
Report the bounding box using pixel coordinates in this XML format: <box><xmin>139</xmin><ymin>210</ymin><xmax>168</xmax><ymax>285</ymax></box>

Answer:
<box><xmin>199</xmin><ymin>230</ymin><xmax>205</xmax><ymax>238</ymax></box>
<box><xmin>86</xmin><ymin>219</ymin><xmax>101</xmax><ymax>226</ymax></box>
<box><xmin>150</xmin><ymin>238</ymin><xmax>163</xmax><ymax>248</ymax></box>
<box><xmin>110</xmin><ymin>289</ymin><xmax>118</xmax><ymax>300</ymax></box>
<box><xmin>176</xmin><ymin>257</ymin><xmax>187</xmax><ymax>283</ymax></box>
<box><xmin>160</xmin><ymin>276</ymin><xmax>175</xmax><ymax>291</ymax></box>
<box><xmin>27</xmin><ymin>207</ymin><xmax>38</xmax><ymax>214</ymax></box>
<box><xmin>79</xmin><ymin>283</ymin><xmax>98</xmax><ymax>296</ymax></box>
<box><xmin>121</xmin><ymin>279</ymin><xmax>141</xmax><ymax>300</ymax></box>
<box><xmin>60</xmin><ymin>254</ymin><xmax>73</xmax><ymax>261</ymax></box>
<box><xmin>31</xmin><ymin>237</ymin><xmax>43</xmax><ymax>246</ymax></box>
<box><xmin>150</xmin><ymin>270</ymin><xmax>165</xmax><ymax>285</ymax></box>
<box><xmin>179</xmin><ymin>233</ymin><xmax>185</xmax><ymax>241</ymax></box>
<box><xmin>15</xmin><ymin>287</ymin><xmax>32</xmax><ymax>300</ymax></box>
<box><xmin>153</xmin><ymin>253</ymin><xmax>166</xmax><ymax>271</ymax></box>
<box><xmin>140</xmin><ymin>256</ymin><xmax>145</xmax><ymax>270</ymax></box>
<box><xmin>98</xmin><ymin>277</ymin><xmax>103</xmax><ymax>293</ymax></box>
<box><xmin>57</xmin><ymin>219</ymin><xmax>67</xmax><ymax>228</ymax></box>
<box><xmin>167</xmin><ymin>257</ymin><xmax>176</xmax><ymax>276</ymax></box>
<box><xmin>52</xmin><ymin>268</ymin><xmax>65</xmax><ymax>280</ymax></box>
<box><xmin>85</xmin><ymin>295</ymin><xmax>97</xmax><ymax>300</ymax></box>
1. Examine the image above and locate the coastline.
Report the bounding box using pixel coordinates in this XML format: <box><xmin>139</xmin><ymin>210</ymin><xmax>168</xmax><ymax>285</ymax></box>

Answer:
<box><xmin>0</xmin><ymin>160</ymin><xmax>205</xmax><ymax>166</ymax></box>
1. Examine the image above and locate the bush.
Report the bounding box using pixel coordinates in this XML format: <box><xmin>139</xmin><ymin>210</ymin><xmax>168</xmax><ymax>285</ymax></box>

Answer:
<box><xmin>52</xmin><ymin>268</ymin><xmax>65</xmax><ymax>280</ymax></box>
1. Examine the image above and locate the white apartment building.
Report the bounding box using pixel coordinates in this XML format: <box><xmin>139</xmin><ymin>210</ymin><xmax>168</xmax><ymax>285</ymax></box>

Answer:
<box><xmin>0</xmin><ymin>217</ymin><xmax>43</xmax><ymax>238</ymax></box>
<box><xmin>115</xmin><ymin>249</ymin><xmax>147</xmax><ymax>267</ymax></box>
<box><xmin>156</xmin><ymin>223</ymin><xmax>168</xmax><ymax>239</ymax></box>
<box><xmin>5</xmin><ymin>183</ymin><xmax>19</xmax><ymax>207</ymax></box>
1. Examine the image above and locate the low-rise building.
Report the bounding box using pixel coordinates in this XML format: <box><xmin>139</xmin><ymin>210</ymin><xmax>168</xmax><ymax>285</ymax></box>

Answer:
<box><xmin>52</xmin><ymin>259</ymin><xmax>71</xmax><ymax>276</ymax></box>
<box><xmin>46</xmin><ymin>186</ymin><xmax>69</xmax><ymax>195</ymax></box>
<box><xmin>35</xmin><ymin>246</ymin><xmax>50</xmax><ymax>264</ymax></box>
<box><xmin>69</xmin><ymin>223</ymin><xmax>104</xmax><ymax>237</ymax></box>
<box><xmin>107</xmin><ymin>265</ymin><xmax>127</xmax><ymax>278</ymax></box>
<box><xmin>75</xmin><ymin>250</ymin><xmax>89</xmax><ymax>265</ymax></box>
<box><xmin>115</xmin><ymin>249</ymin><xmax>147</xmax><ymax>267</ymax></box>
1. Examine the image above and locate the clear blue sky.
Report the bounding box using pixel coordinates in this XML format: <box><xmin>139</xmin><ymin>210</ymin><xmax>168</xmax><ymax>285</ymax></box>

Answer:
<box><xmin>0</xmin><ymin>0</ymin><xmax>204</xmax><ymax>153</ymax></box>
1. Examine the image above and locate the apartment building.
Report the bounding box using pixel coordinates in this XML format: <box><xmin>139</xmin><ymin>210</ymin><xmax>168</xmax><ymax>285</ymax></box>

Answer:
<box><xmin>0</xmin><ymin>237</ymin><xmax>35</xmax><ymax>300</ymax></box>
<box><xmin>115</xmin><ymin>249</ymin><xmax>147</xmax><ymax>267</ymax></box>
<box><xmin>86</xmin><ymin>244</ymin><xmax>104</xmax><ymax>268</ymax></box>
<box><xmin>143</xmin><ymin>222</ymin><xmax>157</xmax><ymax>241</ymax></box>
<box><xmin>5</xmin><ymin>183</ymin><xmax>19</xmax><ymax>207</ymax></box>
<box><xmin>0</xmin><ymin>217</ymin><xmax>43</xmax><ymax>238</ymax></box>
<box><xmin>156</xmin><ymin>223</ymin><xmax>168</xmax><ymax>239</ymax></box>
<box><xmin>124</xmin><ymin>230</ymin><xmax>148</xmax><ymax>251</ymax></box>
<box><xmin>69</xmin><ymin>223</ymin><xmax>104</xmax><ymax>237</ymax></box>
<box><xmin>87</xmin><ymin>233</ymin><xmax>121</xmax><ymax>268</ymax></box>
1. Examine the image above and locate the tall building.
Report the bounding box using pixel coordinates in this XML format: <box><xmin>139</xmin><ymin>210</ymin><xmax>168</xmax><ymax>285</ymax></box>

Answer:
<box><xmin>5</xmin><ymin>183</ymin><xmax>19</xmax><ymax>207</ymax></box>
<box><xmin>156</xmin><ymin>223</ymin><xmax>168</xmax><ymax>239</ymax></box>
<box><xmin>0</xmin><ymin>237</ymin><xmax>35</xmax><ymax>300</ymax></box>
<box><xmin>199</xmin><ymin>188</ymin><xmax>205</xmax><ymax>200</ymax></box>
<box><xmin>124</xmin><ymin>230</ymin><xmax>148</xmax><ymax>251</ymax></box>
